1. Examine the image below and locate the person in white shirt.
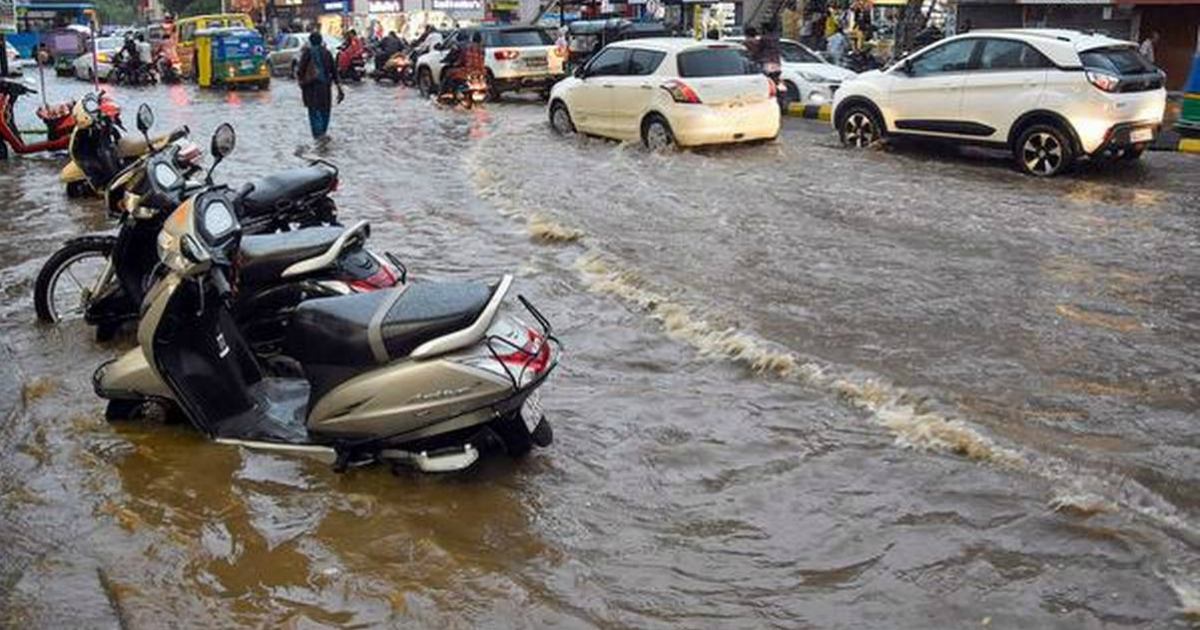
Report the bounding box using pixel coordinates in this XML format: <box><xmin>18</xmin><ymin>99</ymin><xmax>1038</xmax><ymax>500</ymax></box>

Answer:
<box><xmin>1139</xmin><ymin>30</ymin><xmax>1158</xmax><ymax>64</ymax></box>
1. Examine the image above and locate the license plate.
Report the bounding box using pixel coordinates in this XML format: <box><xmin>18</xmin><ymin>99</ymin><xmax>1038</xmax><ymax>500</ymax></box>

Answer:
<box><xmin>240</xmin><ymin>60</ymin><xmax>254</xmax><ymax>70</ymax></box>
<box><xmin>521</xmin><ymin>391</ymin><xmax>544</xmax><ymax>433</ymax></box>
<box><xmin>523</xmin><ymin>56</ymin><xmax>548</xmax><ymax>68</ymax></box>
<box><xmin>1130</xmin><ymin>128</ymin><xmax>1153</xmax><ymax>143</ymax></box>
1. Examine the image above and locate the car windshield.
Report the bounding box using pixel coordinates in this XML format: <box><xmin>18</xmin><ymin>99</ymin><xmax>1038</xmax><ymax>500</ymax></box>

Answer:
<box><xmin>780</xmin><ymin>41</ymin><xmax>822</xmax><ymax>63</ymax></box>
<box><xmin>492</xmin><ymin>29</ymin><xmax>553</xmax><ymax>47</ymax></box>
<box><xmin>1080</xmin><ymin>46</ymin><xmax>1155</xmax><ymax>75</ymax></box>
<box><xmin>677</xmin><ymin>47</ymin><xmax>757</xmax><ymax>77</ymax></box>
<box><xmin>96</xmin><ymin>38</ymin><xmax>122</xmax><ymax>51</ymax></box>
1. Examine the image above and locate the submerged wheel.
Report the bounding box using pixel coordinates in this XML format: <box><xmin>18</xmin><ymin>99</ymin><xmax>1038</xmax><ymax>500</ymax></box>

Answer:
<box><xmin>34</xmin><ymin>237</ymin><xmax>115</xmax><ymax>324</ymax></box>
<box><xmin>65</xmin><ymin>180</ymin><xmax>90</xmax><ymax>198</ymax></box>
<box><xmin>1015</xmin><ymin>124</ymin><xmax>1074</xmax><ymax>177</ymax></box>
<box><xmin>492</xmin><ymin>413</ymin><xmax>533</xmax><ymax>458</ymax></box>
<box><xmin>642</xmin><ymin>114</ymin><xmax>676</xmax><ymax>152</ymax></box>
<box><xmin>549</xmin><ymin>100</ymin><xmax>574</xmax><ymax>135</ymax></box>
<box><xmin>1120</xmin><ymin>146</ymin><xmax>1146</xmax><ymax>161</ymax></box>
<box><xmin>105</xmin><ymin>399</ymin><xmax>143</xmax><ymax>422</ymax></box>
<box><xmin>838</xmin><ymin>105</ymin><xmax>882</xmax><ymax>148</ymax></box>
<box><xmin>417</xmin><ymin>67</ymin><xmax>433</xmax><ymax>96</ymax></box>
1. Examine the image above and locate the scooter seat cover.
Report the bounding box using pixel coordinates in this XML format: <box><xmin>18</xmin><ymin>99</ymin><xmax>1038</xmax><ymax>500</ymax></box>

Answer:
<box><xmin>286</xmin><ymin>281</ymin><xmax>493</xmax><ymax>369</ymax></box>
<box><xmin>240</xmin><ymin>165</ymin><xmax>335</xmax><ymax>216</ymax></box>
<box><xmin>237</xmin><ymin>226</ymin><xmax>345</xmax><ymax>285</ymax></box>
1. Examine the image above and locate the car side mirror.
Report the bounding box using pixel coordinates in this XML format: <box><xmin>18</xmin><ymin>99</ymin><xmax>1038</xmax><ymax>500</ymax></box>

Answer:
<box><xmin>900</xmin><ymin>59</ymin><xmax>914</xmax><ymax>75</ymax></box>
<box><xmin>574</xmin><ymin>65</ymin><xmax>587</xmax><ymax>79</ymax></box>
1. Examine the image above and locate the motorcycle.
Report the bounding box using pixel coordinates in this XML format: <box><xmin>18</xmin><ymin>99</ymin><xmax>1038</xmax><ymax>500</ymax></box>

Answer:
<box><xmin>437</xmin><ymin>72</ymin><xmax>488</xmax><ymax>109</ymax></box>
<box><xmin>0</xmin><ymin>78</ymin><xmax>76</xmax><ymax>160</ymax></box>
<box><xmin>372</xmin><ymin>51</ymin><xmax>414</xmax><ymax>86</ymax></box>
<box><xmin>156</xmin><ymin>52</ymin><xmax>182</xmax><ymax>84</ymax></box>
<box><xmin>110</xmin><ymin>52</ymin><xmax>158</xmax><ymax>86</ymax></box>
<box><xmin>94</xmin><ymin>122</ymin><xmax>560</xmax><ymax>474</ymax></box>
<box><xmin>36</xmin><ymin>105</ymin><xmax>378</xmax><ymax>347</ymax></box>
<box><xmin>337</xmin><ymin>43</ymin><xmax>367</xmax><ymax>82</ymax></box>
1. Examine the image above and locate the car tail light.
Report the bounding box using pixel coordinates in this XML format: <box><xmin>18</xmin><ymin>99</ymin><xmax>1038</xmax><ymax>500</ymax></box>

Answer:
<box><xmin>661</xmin><ymin>79</ymin><xmax>701</xmax><ymax>104</ymax></box>
<box><xmin>494</xmin><ymin>49</ymin><xmax>519</xmax><ymax>61</ymax></box>
<box><xmin>1087</xmin><ymin>70</ymin><xmax>1120</xmax><ymax>93</ymax></box>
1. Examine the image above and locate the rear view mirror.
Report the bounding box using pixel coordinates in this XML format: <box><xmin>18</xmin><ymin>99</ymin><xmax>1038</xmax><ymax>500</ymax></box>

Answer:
<box><xmin>574</xmin><ymin>64</ymin><xmax>587</xmax><ymax>79</ymax></box>
<box><xmin>211</xmin><ymin>123</ymin><xmax>236</xmax><ymax>159</ymax></box>
<box><xmin>136</xmin><ymin>103</ymin><xmax>154</xmax><ymax>136</ymax></box>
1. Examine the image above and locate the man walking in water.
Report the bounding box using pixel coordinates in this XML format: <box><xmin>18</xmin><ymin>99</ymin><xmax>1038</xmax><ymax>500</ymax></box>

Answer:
<box><xmin>296</xmin><ymin>32</ymin><xmax>345</xmax><ymax>141</ymax></box>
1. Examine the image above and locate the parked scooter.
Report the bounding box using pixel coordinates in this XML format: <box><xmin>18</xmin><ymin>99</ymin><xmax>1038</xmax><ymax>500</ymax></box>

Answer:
<box><xmin>36</xmin><ymin>105</ymin><xmax>385</xmax><ymax>348</ymax></box>
<box><xmin>0</xmin><ymin>78</ymin><xmax>76</xmax><ymax>160</ymax></box>
<box><xmin>59</xmin><ymin>92</ymin><xmax>151</xmax><ymax>198</ymax></box>
<box><xmin>372</xmin><ymin>51</ymin><xmax>414</xmax><ymax>86</ymax></box>
<box><xmin>95</xmin><ymin>123</ymin><xmax>559</xmax><ymax>473</ymax></box>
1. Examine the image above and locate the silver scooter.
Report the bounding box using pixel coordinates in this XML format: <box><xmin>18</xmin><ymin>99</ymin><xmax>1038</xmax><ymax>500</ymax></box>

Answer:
<box><xmin>94</xmin><ymin>124</ymin><xmax>561</xmax><ymax>473</ymax></box>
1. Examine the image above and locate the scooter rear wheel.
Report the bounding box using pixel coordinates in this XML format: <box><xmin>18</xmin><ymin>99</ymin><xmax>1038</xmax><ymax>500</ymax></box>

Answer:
<box><xmin>492</xmin><ymin>413</ymin><xmax>533</xmax><ymax>457</ymax></box>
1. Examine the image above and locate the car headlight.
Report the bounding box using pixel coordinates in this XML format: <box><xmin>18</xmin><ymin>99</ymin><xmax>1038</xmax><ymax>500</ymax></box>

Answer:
<box><xmin>153</xmin><ymin>162</ymin><xmax>179</xmax><ymax>189</ymax></box>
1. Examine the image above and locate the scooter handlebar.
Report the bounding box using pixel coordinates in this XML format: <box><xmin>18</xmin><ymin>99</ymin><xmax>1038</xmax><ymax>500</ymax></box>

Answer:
<box><xmin>209</xmin><ymin>266</ymin><xmax>233</xmax><ymax>299</ymax></box>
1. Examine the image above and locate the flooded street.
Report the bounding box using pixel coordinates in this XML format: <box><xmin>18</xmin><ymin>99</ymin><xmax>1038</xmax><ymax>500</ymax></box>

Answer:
<box><xmin>2</xmin><ymin>74</ymin><xmax>1200</xmax><ymax>629</ymax></box>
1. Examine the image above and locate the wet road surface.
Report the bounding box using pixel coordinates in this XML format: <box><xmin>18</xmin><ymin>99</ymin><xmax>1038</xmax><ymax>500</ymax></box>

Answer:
<box><xmin>1</xmin><ymin>74</ymin><xmax>1199</xmax><ymax>629</ymax></box>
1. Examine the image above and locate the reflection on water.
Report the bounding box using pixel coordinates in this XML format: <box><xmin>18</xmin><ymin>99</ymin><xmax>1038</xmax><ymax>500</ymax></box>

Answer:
<box><xmin>0</xmin><ymin>75</ymin><xmax>1198</xmax><ymax>628</ymax></box>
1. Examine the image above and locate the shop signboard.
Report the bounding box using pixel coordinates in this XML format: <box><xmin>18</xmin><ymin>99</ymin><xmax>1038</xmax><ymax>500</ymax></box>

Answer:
<box><xmin>431</xmin><ymin>0</ymin><xmax>483</xmax><ymax>19</ymax></box>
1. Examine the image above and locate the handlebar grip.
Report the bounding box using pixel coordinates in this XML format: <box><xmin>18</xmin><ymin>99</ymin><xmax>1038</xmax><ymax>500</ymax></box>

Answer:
<box><xmin>169</xmin><ymin>126</ymin><xmax>189</xmax><ymax>142</ymax></box>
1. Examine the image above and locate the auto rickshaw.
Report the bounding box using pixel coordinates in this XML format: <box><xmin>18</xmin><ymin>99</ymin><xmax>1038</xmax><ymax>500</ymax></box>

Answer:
<box><xmin>192</xmin><ymin>27</ymin><xmax>270</xmax><ymax>90</ymax></box>
<box><xmin>45</xmin><ymin>26</ymin><xmax>92</xmax><ymax>77</ymax></box>
<box><xmin>565</xmin><ymin>19</ymin><xmax>669</xmax><ymax>72</ymax></box>
<box><xmin>1179</xmin><ymin>53</ymin><xmax>1200</xmax><ymax>137</ymax></box>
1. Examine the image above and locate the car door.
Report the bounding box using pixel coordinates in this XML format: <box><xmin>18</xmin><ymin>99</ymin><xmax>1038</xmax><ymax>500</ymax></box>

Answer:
<box><xmin>605</xmin><ymin>47</ymin><xmax>667</xmax><ymax>140</ymax></box>
<box><xmin>570</xmin><ymin>46</ymin><xmax>630</xmax><ymax>135</ymax></box>
<box><xmin>960</xmin><ymin>38</ymin><xmax>1050</xmax><ymax>142</ymax></box>
<box><xmin>887</xmin><ymin>37</ymin><xmax>981</xmax><ymax>136</ymax></box>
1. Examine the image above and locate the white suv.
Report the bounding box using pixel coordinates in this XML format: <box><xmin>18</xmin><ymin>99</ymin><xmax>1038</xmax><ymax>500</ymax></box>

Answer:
<box><xmin>832</xmin><ymin>29</ymin><xmax>1166</xmax><ymax>176</ymax></box>
<box><xmin>416</xmin><ymin>26</ymin><xmax>566</xmax><ymax>100</ymax></box>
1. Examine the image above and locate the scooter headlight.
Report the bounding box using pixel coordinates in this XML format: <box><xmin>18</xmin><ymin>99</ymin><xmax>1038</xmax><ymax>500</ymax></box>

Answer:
<box><xmin>152</xmin><ymin>161</ymin><xmax>179</xmax><ymax>189</ymax></box>
<box><xmin>200</xmin><ymin>198</ymin><xmax>235</xmax><ymax>242</ymax></box>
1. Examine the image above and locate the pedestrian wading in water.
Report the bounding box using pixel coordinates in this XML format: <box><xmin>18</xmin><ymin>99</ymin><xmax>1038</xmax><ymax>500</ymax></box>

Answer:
<box><xmin>297</xmin><ymin>32</ymin><xmax>345</xmax><ymax>140</ymax></box>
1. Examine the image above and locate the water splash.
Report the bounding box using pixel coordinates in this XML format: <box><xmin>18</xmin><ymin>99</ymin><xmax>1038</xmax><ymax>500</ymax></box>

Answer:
<box><xmin>526</xmin><ymin>213</ymin><xmax>582</xmax><ymax>244</ymax></box>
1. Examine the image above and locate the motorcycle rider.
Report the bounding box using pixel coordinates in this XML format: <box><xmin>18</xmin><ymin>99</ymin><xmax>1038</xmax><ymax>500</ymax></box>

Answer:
<box><xmin>374</xmin><ymin>30</ymin><xmax>404</xmax><ymax>70</ymax></box>
<box><xmin>117</xmin><ymin>33</ymin><xmax>140</xmax><ymax>77</ymax></box>
<box><xmin>438</xmin><ymin>31</ymin><xmax>484</xmax><ymax>99</ymax></box>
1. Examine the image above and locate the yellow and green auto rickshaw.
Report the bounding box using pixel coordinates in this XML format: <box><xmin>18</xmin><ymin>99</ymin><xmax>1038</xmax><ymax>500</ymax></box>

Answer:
<box><xmin>192</xmin><ymin>27</ymin><xmax>270</xmax><ymax>90</ymax></box>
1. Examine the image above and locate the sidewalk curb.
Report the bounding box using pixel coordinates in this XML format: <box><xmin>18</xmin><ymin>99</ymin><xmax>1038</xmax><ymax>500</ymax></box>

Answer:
<box><xmin>785</xmin><ymin>103</ymin><xmax>832</xmax><ymax>122</ymax></box>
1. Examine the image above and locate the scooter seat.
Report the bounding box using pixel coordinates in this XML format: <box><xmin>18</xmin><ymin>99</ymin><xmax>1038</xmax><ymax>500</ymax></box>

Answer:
<box><xmin>240</xmin><ymin>165</ymin><xmax>336</xmax><ymax>217</ymax></box>
<box><xmin>286</xmin><ymin>281</ymin><xmax>494</xmax><ymax>373</ymax></box>
<box><xmin>237</xmin><ymin>226</ymin><xmax>345</xmax><ymax>285</ymax></box>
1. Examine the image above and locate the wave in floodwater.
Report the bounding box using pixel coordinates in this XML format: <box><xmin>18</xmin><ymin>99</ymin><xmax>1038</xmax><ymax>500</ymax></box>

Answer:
<box><xmin>464</xmin><ymin>116</ymin><xmax>1200</xmax><ymax>559</ymax></box>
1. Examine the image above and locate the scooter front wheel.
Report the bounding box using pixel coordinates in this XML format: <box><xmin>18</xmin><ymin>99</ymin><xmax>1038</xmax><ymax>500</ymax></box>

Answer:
<box><xmin>34</xmin><ymin>236</ymin><xmax>116</xmax><ymax>325</ymax></box>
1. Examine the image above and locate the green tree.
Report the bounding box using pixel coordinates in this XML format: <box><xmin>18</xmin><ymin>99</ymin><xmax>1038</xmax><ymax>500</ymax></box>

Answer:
<box><xmin>161</xmin><ymin>0</ymin><xmax>224</xmax><ymax>18</ymax></box>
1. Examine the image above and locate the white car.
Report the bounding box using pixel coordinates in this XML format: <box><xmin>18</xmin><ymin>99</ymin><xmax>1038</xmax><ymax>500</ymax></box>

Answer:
<box><xmin>729</xmin><ymin>36</ymin><xmax>856</xmax><ymax>106</ymax></box>
<box><xmin>72</xmin><ymin>37</ymin><xmax>123</xmax><ymax>81</ymax></box>
<box><xmin>548</xmin><ymin>38</ymin><xmax>780</xmax><ymax>150</ymax></box>
<box><xmin>832</xmin><ymin>29</ymin><xmax>1166</xmax><ymax>176</ymax></box>
<box><xmin>415</xmin><ymin>26</ymin><xmax>565</xmax><ymax>100</ymax></box>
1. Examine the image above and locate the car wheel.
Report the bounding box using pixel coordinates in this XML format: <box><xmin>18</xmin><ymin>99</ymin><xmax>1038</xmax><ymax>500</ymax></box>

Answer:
<box><xmin>1014</xmin><ymin>124</ymin><xmax>1074</xmax><ymax>177</ymax></box>
<box><xmin>549</xmin><ymin>100</ymin><xmax>575</xmax><ymax>135</ymax></box>
<box><xmin>485</xmin><ymin>70</ymin><xmax>500</xmax><ymax>102</ymax></box>
<box><xmin>642</xmin><ymin>114</ymin><xmax>676</xmax><ymax>152</ymax></box>
<box><xmin>290</xmin><ymin>60</ymin><xmax>298</xmax><ymax>79</ymax></box>
<box><xmin>838</xmin><ymin>105</ymin><xmax>882</xmax><ymax>148</ymax></box>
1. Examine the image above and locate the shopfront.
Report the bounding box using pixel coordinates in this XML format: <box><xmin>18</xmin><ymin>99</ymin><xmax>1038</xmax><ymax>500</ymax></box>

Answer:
<box><xmin>319</xmin><ymin>0</ymin><xmax>350</xmax><ymax>36</ymax></box>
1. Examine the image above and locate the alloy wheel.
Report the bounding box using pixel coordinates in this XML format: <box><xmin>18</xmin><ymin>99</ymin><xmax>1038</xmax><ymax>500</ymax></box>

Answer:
<box><xmin>843</xmin><ymin>112</ymin><xmax>878</xmax><ymax>148</ymax></box>
<box><xmin>1022</xmin><ymin>132</ymin><xmax>1063</xmax><ymax>176</ymax></box>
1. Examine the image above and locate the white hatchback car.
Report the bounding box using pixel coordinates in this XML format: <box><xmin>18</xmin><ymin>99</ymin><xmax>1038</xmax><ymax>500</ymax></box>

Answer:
<box><xmin>416</xmin><ymin>26</ymin><xmax>565</xmax><ymax>100</ymax></box>
<box><xmin>832</xmin><ymin>29</ymin><xmax>1166</xmax><ymax>176</ymax></box>
<box><xmin>729</xmin><ymin>36</ymin><xmax>856</xmax><ymax>106</ymax></box>
<box><xmin>548</xmin><ymin>38</ymin><xmax>780</xmax><ymax>150</ymax></box>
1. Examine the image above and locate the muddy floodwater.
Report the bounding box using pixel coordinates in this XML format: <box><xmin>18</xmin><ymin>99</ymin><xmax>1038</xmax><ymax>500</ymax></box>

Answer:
<box><xmin>2</xmin><ymin>74</ymin><xmax>1200</xmax><ymax>629</ymax></box>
